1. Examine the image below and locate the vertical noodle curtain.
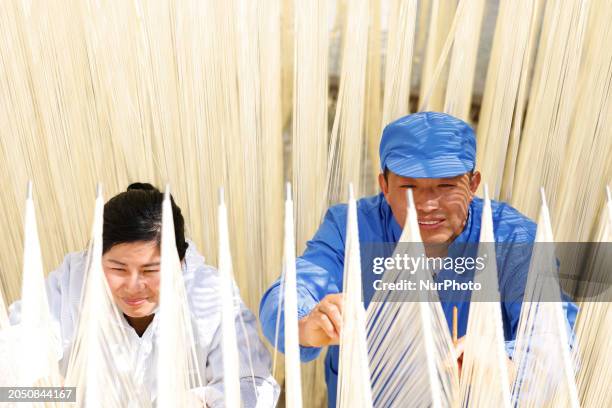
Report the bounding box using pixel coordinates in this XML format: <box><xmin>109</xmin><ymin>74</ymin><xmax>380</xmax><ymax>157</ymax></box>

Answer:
<box><xmin>1</xmin><ymin>1</ymin><xmax>611</xmax><ymax>407</ymax></box>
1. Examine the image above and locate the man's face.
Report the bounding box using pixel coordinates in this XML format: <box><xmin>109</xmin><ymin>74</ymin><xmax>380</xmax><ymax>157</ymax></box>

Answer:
<box><xmin>379</xmin><ymin>170</ymin><xmax>481</xmax><ymax>244</ymax></box>
<box><xmin>102</xmin><ymin>241</ymin><xmax>161</xmax><ymax>318</ymax></box>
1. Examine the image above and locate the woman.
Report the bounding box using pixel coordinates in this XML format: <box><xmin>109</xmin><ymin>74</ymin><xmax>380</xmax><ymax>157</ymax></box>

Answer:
<box><xmin>9</xmin><ymin>183</ymin><xmax>279</xmax><ymax>407</ymax></box>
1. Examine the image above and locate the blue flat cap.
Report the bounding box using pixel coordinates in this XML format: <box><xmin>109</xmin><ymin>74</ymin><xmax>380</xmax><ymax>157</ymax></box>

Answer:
<box><xmin>379</xmin><ymin>112</ymin><xmax>476</xmax><ymax>178</ymax></box>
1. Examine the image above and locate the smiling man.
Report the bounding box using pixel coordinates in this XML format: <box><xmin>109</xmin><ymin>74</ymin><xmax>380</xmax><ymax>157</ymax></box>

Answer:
<box><xmin>259</xmin><ymin>111</ymin><xmax>577</xmax><ymax>407</ymax></box>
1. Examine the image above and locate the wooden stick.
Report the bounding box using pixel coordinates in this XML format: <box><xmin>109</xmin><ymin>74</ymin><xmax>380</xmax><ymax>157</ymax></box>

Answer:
<box><xmin>452</xmin><ymin>306</ymin><xmax>458</xmax><ymax>345</ymax></box>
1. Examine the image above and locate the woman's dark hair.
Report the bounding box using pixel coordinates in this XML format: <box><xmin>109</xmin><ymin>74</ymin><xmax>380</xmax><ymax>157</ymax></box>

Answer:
<box><xmin>103</xmin><ymin>182</ymin><xmax>188</xmax><ymax>260</ymax></box>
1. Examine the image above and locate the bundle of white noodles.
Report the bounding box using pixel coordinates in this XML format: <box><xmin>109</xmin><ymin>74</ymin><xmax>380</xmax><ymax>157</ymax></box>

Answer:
<box><xmin>157</xmin><ymin>186</ymin><xmax>203</xmax><ymax>407</ymax></box>
<box><xmin>459</xmin><ymin>185</ymin><xmax>511</xmax><ymax>407</ymax></box>
<box><xmin>510</xmin><ymin>190</ymin><xmax>579</xmax><ymax>408</ymax></box>
<box><xmin>572</xmin><ymin>187</ymin><xmax>612</xmax><ymax>407</ymax></box>
<box><xmin>278</xmin><ymin>183</ymin><xmax>303</xmax><ymax>408</ymax></box>
<box><xmin>366</xmin><ymin>190</ymin><xmax>458</xmax><ymax>407</ymax></box>
<box><xmin>0</xmin><ymin>183</ymin><xmax>61</xmax><ymax>391</ymax></box>
<box><xmin>64</xmin><ymin>186</ymin><xmax>150</xmax><ymax>407</ymax></box>
<box><xmin>336</xmin><ymin>185</ymin><xmax>373</xmax><ymax>408</ymax></box>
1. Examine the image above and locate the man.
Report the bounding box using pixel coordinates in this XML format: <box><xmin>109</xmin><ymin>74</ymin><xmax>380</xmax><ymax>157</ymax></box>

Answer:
<box><xmin>259</xmin><ymin>111</ymin><xmax>577</xmax><ymax>406</ymax></box>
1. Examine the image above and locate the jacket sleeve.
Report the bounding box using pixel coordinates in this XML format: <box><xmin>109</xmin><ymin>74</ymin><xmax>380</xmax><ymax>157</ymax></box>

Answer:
<box><xmin>259</xmin><ymin>206</ymin><xmax>346</xmax><ymax>362</ymax></box>
<box><xmin>203</xmin><ymin>287</ymin><xmax>280</xmax><ymax>408</ymax></box>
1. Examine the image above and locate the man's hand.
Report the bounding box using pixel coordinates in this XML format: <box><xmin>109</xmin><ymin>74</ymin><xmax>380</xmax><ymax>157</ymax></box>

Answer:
<box><xmin>454</xmin><ymin>336</ymin><xmax>516</xmax><ymax>383</ymax></box>
<box><xmin>454</xmin><ymin>336</ymin><xmax>465</xmax><ymax>377</ymax></box>
<box><xmin>298</xmin><ymin>294</ymin><xmax>343</xmax><ymax>347</ymax></box>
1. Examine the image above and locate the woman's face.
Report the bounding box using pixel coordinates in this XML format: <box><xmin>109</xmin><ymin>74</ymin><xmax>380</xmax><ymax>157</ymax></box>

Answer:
<box><xmin>102</xmin><ymin>241</ymin><xmax>160</xmax><ymax>318</ymax></box>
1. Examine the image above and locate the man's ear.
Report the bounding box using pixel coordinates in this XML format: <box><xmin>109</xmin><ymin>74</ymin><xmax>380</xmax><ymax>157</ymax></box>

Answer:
<box><xmin>378</xmin><ymin>173</ymin><xmax>389</xmax><ymax>197</ymax></box>
<box><xmin>470</xmin><ymin>171</ymin><xmax>481</xmax><ymax>194</ymax></box>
